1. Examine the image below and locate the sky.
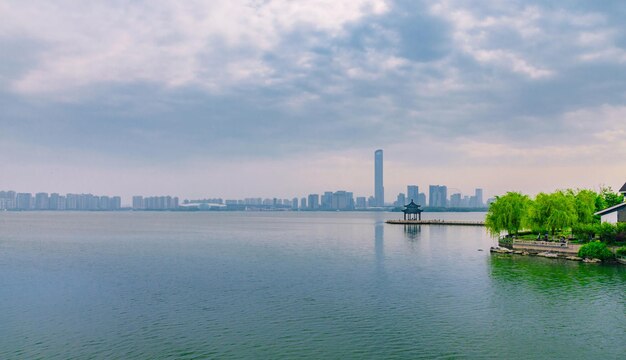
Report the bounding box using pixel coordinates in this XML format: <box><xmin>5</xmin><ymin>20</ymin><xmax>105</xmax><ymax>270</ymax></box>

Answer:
<box><xmin>1</xmin><ymin>0</ymin><xmax>626</xmax><ymax>203</ymax></box>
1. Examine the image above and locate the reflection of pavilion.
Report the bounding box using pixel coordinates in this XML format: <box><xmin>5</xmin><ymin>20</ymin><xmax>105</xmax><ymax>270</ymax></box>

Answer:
<box><xmin>403</xmin><ymin>224</ymin><xmax>421</xmax><ymax>240</ymax></box>
<box><xmin>402</xmin><ymin>200</ymin><xmax>423</xmax><ymax>221</ymax></box>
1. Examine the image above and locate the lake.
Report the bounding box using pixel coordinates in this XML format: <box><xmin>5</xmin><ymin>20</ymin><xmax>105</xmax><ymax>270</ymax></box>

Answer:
<box><xmin>1</xmin><ymin>211</ymin><xmax>624</xmax><ymax>359</ymax></box>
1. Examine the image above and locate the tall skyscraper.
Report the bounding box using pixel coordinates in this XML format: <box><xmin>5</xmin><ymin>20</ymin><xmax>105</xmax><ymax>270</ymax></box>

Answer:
<box><xmin>374</xmin><ymin>149</ymin><xmax>384</xmax><ymax>206</ymax></box>
<box><xmin>475</xmin><ymin>188</ymin><xmax>484</xmax><ymax>207</ymax></box>
<box><xmin>307</xmin><ymin>194</ymin><xmax>319</xmax><ymax>210</ymax></box>
<box><xmin>428</xmin><ymin>185</ymin><xmax>448</xmax><ymax>208</ymax></box>
<box><xmin>407</xmin><ymin>185</ymin><xmax>419</xmax><ymax>203</ymax></box>
<box><xmin>321</xmin><ymin>191</ymin><xmax>333</xmax><ymax>210</ymax></box>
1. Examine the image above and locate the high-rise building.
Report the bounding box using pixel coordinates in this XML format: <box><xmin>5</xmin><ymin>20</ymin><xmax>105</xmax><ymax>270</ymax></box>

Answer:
<box><xmin>321</xmin><ymin>191</ymin><xmax>333</xmax><ymax>210</ymax></box>
<box><xmin>417</xmin><ymin>193</ymin><xmax>427</xmax><ymax>207</ymax></box>
<box><xmin>428</xmin><ymin>185</ymin><xmax>448</xmax><ymax>208</ymax></box>
<box><xmin>133</xmin><ymin>196</ymin><xmax>144</xmax><ymax>209</ymax></box>
<box><xmin>35</xmin><ymin>192</ymin><xmax>49</xmax><ymax>210</ymax></box>
<box><xmin>395</xmin><ymin>193</ymin><xmax>406</xmax><ymax>207</ymax></box>
<box><xmin>292</xmin><ymin>197</ymin><xmax>299</xmax><ymax>210</ymax></box>
<box><xmin>331</xmin><ymin>191</ymin><xmax>354</xmax><ymax>210</ymax></box>
<box><xmin>49</xmin><ymin>193</ymin><xmax>60</xmax><ymax>210</ymax></box>
<box><xmin>367</xmin><ymin>196</ymin><xmax>376</xmax><ymax>207</ymax></box>
<box><xmin>450</xmin><ymin>193</ymin><xmax>462</xmax><ymax>208</ymax></box>
<box><xmin>356</xmin><ymin>197</ymin><xmax>367</xmax><ymax>209</ymax></box>
<box><xmin>0</xmin><ymin>191</ymin><xmax>16</xmax><ymax>210</ymax></box>
<box><xmin>99</xmin><ymin>196</ymin><xmax>110</xmax><ymax>210</ymax></box>
<box><xmin>407</xmin><ymin>185</ymin><xmax>419</xmax><ymax>203</ymax></box>
<box><xmin>111</xmin><ymin>196</ymin><xmax>122</xmax><ymax>210</ymax></box>
<box><xmin>374</xmin><ymin>149</ymin><xmax>384</xmax><ymax>206</ymax></box>
<box><xmin>475</xmin><ymin>188</ymin><xmax>483</xmax><ymax>208</ymax></box>
<box><xmin>300</xmin><ymin>197</ymin><xmax>307</xmax><ymax>209</ymax></box>
<box><xmin>307</xmin><ymin>194</ymin><xmax>319</xmax><ymax>210</ymax></box>
<box><xmin>58</xmin><ymin>195</ymin><xmax>66</xmax><ymax>210</ymax></box>
<box><xmin>16</xmin><ymin>193</ymin><xmax>32</xmax><ymax>210</ymax></box>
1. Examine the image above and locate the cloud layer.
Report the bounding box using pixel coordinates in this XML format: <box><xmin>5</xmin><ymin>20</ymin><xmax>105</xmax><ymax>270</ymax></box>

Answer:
<box><xmin>1</xmin><ymin>0</ymin><xmax>626</xmax><ymax>199</ymax></box>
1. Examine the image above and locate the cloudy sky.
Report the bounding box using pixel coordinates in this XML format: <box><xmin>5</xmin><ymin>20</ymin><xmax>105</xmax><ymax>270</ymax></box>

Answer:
<box><xmin>1</xmin><ymin>0</ymin><xmax>626</xmax><ymax>202</ymax></box>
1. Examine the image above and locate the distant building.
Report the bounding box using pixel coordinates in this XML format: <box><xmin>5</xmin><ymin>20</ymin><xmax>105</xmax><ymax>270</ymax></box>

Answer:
<box><xmin>356</xmin><ymin>196</ymin><xmax>367</xmax><ymax>209</ymax></box>
<box><xmin>474</xmin><ymin>189</ymin><xmax>484</xmax><ymax>207</ymax></box>
<box><xmin>133</xmin><ymin>196</ymin><xmax>144</xmax><ymax>209</ymax></box>
<box><xmin>16</xmin><ymin>193</ymin><xmax>32</xmax><ymax>210</ymax></box>
<box><xmin>35</xmin><ymin>192</ymin><xmax>49</xmax><ymax>210</ymax></box>
<box><xmin>395</xmin><ymin>193</ymin><xmax>406</xmax><ymax>207</ymax></box>
<box><xmin>292</xmin><ymin>197</ymin><xmax>299</xmax><ymax>210</ymax></box>
<box><xmin>111</xmin><ymin>196</ymin><xmax>122</xmax><ymax>210</ymax></box>
<box><xmin>429</xmin><ymin>185</ymin><xmax>448</xmax><ymax>207</ymax></box>
<box><xmin>407</xmin><ymin>185</ymin><xmax>419</xmax><ymax>203</ymax></box>
<box><xmin>99</xmin><ymin>196</ymin><xmax>110</xmax><ymax>210</ymax></box>
<box><xmin>308</xmin><ymin>194</ymin><xmax>319</xmax><ymax>210</ymax></box>
<box><xmin>374</xmin><ymin>149</ymin><xmax>384</xmax><ymax>206</ymax></box>
<box><xmin>0</xmin><ymin>191</ymin><xmax>16</xmax><ymax>210</ymax></box>
<box><xmin>300</xmin><ymin>197</ymin><xmax>307</xmax><ymax>209</ymax></box>
<box><xmin>417</xmin><ymin>193</ymin><xmax>426</xmax><ymax>207</ymax></box>
<box><xmin>367</xmin><ymin>196</ymin><xmax>376</xmax><ymax>207</ymax></box>
<box><xmin>321</xmin><ymin>192</ymin><xmax>333</xmax><ymax>210</ymax></box>
<box><xmin>58</xmin><ymin>195</ymin><xmax>66</xmax><ymax>210</ymax></box>
<box><xmin>142</xmin><ymin>196</ymin><xmax>178</xmax><ymax>210</ymax></box>
<box><xmin>331</xmin><ymin>191</ymin><xmax>354</xmax><ymax>210</ymax></box>
<box><xmin>469</xmin><ymin>196</ymin><xmax>477</xmax><ymax>208</ymax></box>
<box><xmin>450</xmin><ymin>193</ymin><xmax>462</xmax><ymax>208</ymax></box>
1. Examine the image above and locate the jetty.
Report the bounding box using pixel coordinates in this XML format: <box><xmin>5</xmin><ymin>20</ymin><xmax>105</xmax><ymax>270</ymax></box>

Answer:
<box><xmin>386</xmin><ymin>219</ymin><xmax>485</xmax><ymax>226</ymax></box>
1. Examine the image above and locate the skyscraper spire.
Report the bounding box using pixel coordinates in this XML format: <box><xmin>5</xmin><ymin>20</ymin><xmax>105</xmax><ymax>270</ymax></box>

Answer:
<box><xmin>374</xmin><ymin>149</ymin><xmax>384</xmax><ymax>207</ymax></box>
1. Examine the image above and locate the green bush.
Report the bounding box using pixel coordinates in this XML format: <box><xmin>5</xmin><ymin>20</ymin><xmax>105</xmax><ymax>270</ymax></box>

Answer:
<box><xmin>616</xmin><ymin>246</ymin><xmax>626</xmax><ymax>258</ymax></box>
<box><xmin>596</xmin><ymin>223</ymin><xmax>618</xmax><ymax>243</ymax></box>
<box><xmin>578</xmin><ymin>241</ymin><xmax>614</xmax><ymax>261</ymax></box>
<box><xmin>572</xmin><ymin>223</ymin><xmax>596</xmax><ymax>242</ymax></box>
<box><xmin>615</xmin><ymin>223</ymin><xmax>626</xmax><ymax>243</ymax></box>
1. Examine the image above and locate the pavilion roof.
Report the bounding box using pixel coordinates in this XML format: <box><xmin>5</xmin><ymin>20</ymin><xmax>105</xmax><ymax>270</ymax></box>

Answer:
<box><xmin>402</xmin><ymin>200</ymin><xmax>423</xmax><ymax>213</ymax></box>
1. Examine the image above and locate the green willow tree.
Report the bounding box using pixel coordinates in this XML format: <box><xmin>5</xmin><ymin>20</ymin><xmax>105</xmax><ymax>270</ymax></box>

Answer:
<box><xmin>527</xmin><ymin>191</ymin><xmax>577</xmax><ymax>236</ymax></box>
<box><xmin>568</xmin><ymin>189</ymin><xmax>598</xmax><ymax>225</ymax></box>
<box><xmin>485</xmin><ymin>192</ymin><xmax>531</xmax><ymax>237</ymax></box>
<box><xmin>598</xmin><ymin>186</ymin><xmax>624</xmax><ymax>210</ymax></box>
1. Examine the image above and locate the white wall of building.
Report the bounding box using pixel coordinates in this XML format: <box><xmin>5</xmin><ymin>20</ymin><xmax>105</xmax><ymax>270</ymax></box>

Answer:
<box><xmin>601</xmin><ymin>211</ymin><xmax>618</xmax><ymax>224</ymax></box>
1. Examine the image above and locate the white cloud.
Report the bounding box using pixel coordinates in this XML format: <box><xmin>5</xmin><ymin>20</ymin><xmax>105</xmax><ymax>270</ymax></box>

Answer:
<box><xmin>428</xmin><ymin>1</ymin><xmax>553</xmax><ymax>79</ymax></box>
<box><xmin>1</xmin><ymin>0</ymin><xmax>389</xmax><ymax>95</ymax></box>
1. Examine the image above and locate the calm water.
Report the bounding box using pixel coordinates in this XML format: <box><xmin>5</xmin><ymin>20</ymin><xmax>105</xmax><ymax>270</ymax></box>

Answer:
<box><xmin>0</xmin><ymin>211</ymin><xmax>624</xmax><ymax>359</ymax></box>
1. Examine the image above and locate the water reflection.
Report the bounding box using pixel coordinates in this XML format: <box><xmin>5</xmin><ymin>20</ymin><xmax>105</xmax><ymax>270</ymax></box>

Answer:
<box><xmin>403</xmin><ymin>224</ymin><xmax>421</xmax><ymax>241</ymax></box>
<box><xmin>486</xmin><ymin>254</ymin><xmax>626</xmax><ymax>355</ymax></box>
<box><xmin>375</xmin><ymin>221</ymin><xmax>384</xmax><ymax>266</ymax></box>
<box><xmin>488</xmin><ymin>253</ymin><xmax>626</xmax><ymax>291</ymax></box>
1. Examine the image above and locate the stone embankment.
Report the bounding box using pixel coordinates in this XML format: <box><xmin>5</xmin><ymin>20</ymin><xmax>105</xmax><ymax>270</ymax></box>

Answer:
<box><xmin>490</xmin><ymin>246</ymin><xmax>581</xmax><ymax>260</ymax></box>
<box><xmin>386</xmin><ymin>220</ymin><xmax>485</xmax><ymax>226</ymax></box>
<box><xmin>490</xmin><ymin>246</ymin><xmax>602</xmax><ymax>263</ymax></box>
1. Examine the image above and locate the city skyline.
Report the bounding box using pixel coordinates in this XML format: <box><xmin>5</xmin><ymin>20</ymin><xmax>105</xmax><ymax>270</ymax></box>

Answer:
<box><xmin>0</xmin><ymin>179</ymin><xmax>489</xmax><ymax>210</ymax></box>
<box><xmin>1</xmin><ymin>1</ymin><xmax>625</xmax><ymax>199</ymax></box>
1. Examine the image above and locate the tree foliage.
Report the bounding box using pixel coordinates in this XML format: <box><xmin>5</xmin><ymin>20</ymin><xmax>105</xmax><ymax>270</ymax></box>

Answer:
<box><xmin>598</xmin><ymin>186</ymin><xmax>624</xmax><ymax>210</ymax></box>
<box><xmin>527</xmin><ymin>191</ymin><xmax>577</xmax><ymax>236</ymax></box>
<box><xmin>568</xmin><ymin>189</ymin><xmax>598</xmax><ymax>225</ymax></box>
<box><xmin>485</xmin><ymin>192</ymin><xmax>530</xmax><ymax>237</ymax></box>
<box><xmin>487</xmin><ymin>187</ymin><xmax>624</xmax><ymax>242</ymax></box>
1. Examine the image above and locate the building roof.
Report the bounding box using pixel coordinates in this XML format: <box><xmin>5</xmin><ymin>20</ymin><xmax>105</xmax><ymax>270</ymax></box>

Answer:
<box><xmin>594</xmin><ymin>202</ymin><xmax>626</xmax><ymax>216</ymax></box>
<box><xmin>402</xmin><ymin>200</ymin><xmax>423</xmax><ymax>214</ymax></box>
<box><xmin>619</xmin><ymin>182</ymin><xmax>626</xmax><ymax>193</ymax></box>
